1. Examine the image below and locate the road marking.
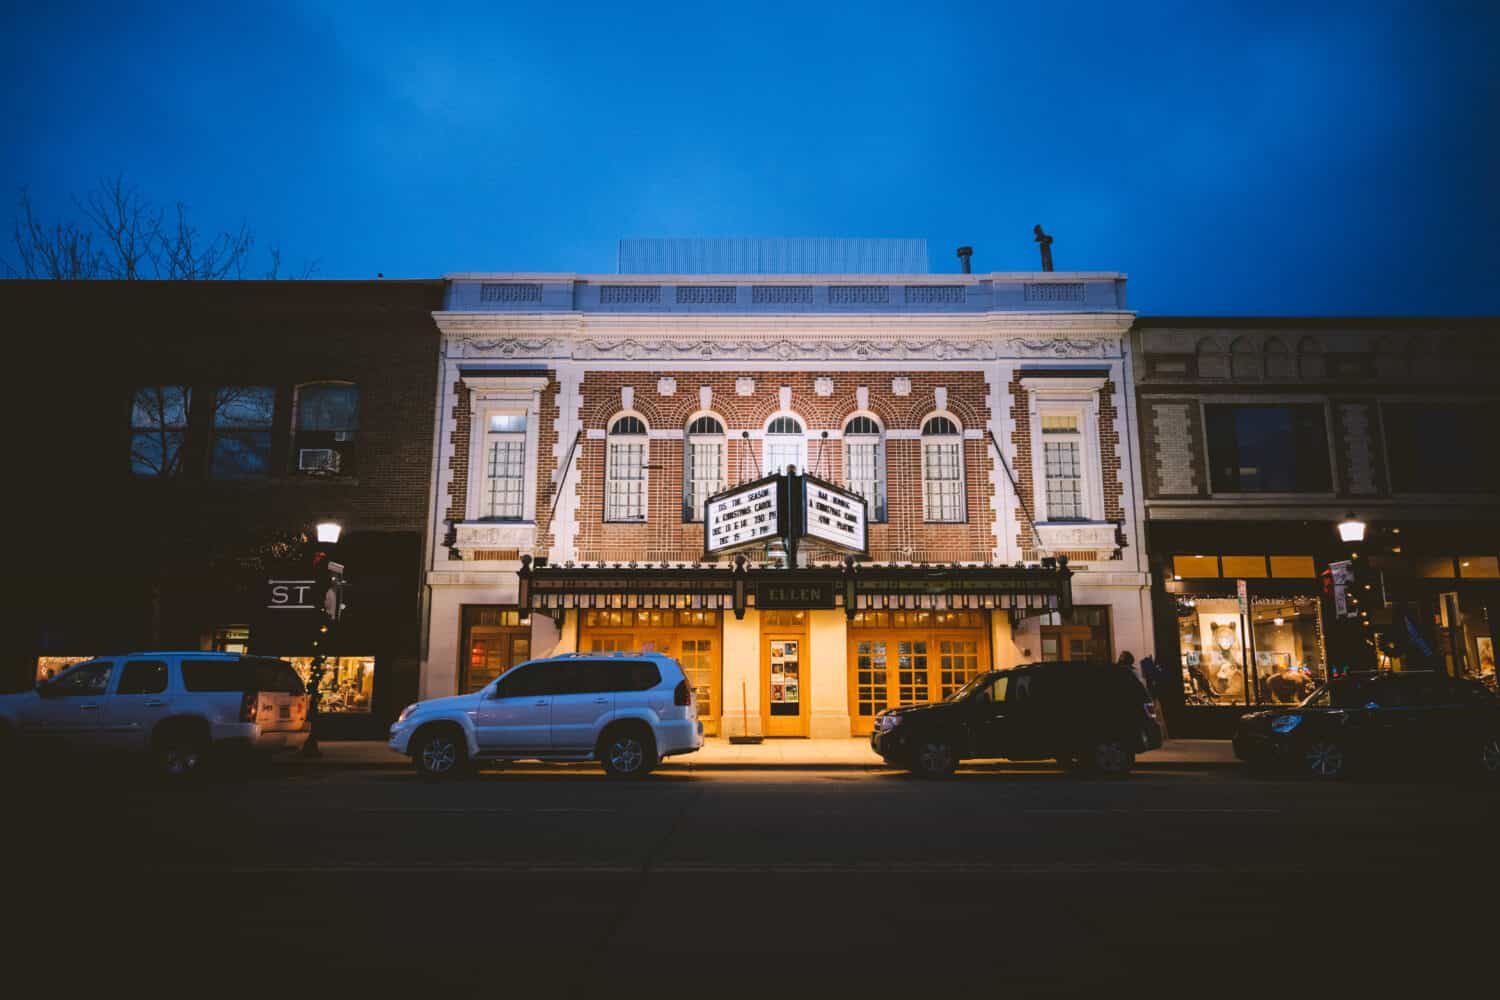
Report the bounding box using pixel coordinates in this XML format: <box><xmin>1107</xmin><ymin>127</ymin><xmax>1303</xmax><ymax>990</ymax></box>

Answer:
<box><xmin>352</xmin><ymin>807</ymin><xmax>617</xmax><ymax>814</ymax></box>
<box><xmin>1023</xmin><ymin>808</ymin><xmax>1280</xmax><ymax>815</ymax></box>
<box><xmin>154</xmin><ymin>860</ymin><xmax>1346</xmax><ymax>875</ymax></box>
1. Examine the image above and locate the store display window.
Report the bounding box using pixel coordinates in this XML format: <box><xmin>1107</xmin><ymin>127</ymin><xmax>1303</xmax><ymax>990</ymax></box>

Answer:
<box><xmin>285</xmin><ymin>656</ymin><xmax>375</xmax><ymax>714</ymax></box>
<box><xmin>1176</xmin><ymin>594</ymin><xmax>1325</xmax><ymax>707</ymax></box>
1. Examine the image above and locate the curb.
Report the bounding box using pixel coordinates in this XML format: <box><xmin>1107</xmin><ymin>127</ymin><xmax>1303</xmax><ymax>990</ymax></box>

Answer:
<box><xmin>274</xmin><ymin>756</ymin><xmax>1241</xmax><ymax>773</ymax></box>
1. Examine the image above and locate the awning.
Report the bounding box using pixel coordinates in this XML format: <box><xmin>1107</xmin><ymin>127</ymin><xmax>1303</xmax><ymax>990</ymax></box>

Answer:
<box><xmin>518</xmin><ymin>556</ymin><xmax>1073</xmax><ymax>622</ymax></box>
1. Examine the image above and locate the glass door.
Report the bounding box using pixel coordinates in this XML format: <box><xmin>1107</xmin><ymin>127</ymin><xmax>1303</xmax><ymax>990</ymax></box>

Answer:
<box><xmin>678</xmin><ymin>636</ymin><xmax>721</xmax><ymax>736</ymax></box>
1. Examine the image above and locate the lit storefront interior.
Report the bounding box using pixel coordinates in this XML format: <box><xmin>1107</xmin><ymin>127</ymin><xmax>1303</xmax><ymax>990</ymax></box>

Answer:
<box><xmin>1165</xmin><ymin>553</ymin><xmax>1325</xmax><ymax>709</ymax></box>
<box><xmin>461</xmin><ymin>606</ymin><xmax>530</xmax><ymax>693</ymax></box>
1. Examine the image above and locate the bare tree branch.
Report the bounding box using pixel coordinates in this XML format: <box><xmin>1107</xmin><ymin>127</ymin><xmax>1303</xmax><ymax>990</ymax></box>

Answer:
<box><xmin>6</xmin><ymin>176</ymin><xmax>313</xmax><ymax>280</ymax></box>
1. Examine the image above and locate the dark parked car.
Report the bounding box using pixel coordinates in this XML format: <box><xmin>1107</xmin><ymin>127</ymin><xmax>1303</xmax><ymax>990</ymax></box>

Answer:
<box><xmin>870</xmin><ymin>661</ymin><xmax>1164</xmax><ymax>778</ymax></box>
<box><xmin>1233</xmin><ymin>671</ymin><xmax>1500</xmax><ymax>779</ymax></box>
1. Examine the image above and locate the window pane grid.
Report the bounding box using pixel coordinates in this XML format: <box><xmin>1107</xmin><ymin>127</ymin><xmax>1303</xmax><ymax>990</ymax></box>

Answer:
<box><xmin>1044</xmin><ymin>440</ymin><xmax>1084</xmax><ymax>520</ymax></box>
<box><xmin>686</xmin><ymin>440</ymin><xmax>725</xmax><ymax>520</ymax></box>
<box><xmin>923</xmin><ymin>442</ymin><xmax>962</xmax><ymax>522</ymax></box>
<box><xmin>607</xmin><ymin>442</ymin><xmax>646</xmax><ymax>521</ymax></box>
<box><xmin>485</xmin><ymin>439</ymin><xmax>526</xmax><ymax>519</ymax></box>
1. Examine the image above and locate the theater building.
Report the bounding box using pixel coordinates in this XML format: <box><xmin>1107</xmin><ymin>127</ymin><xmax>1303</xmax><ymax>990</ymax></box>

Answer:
<box><xmin>420</xmin><ymin>240</ymin><xmax>1152</xmax><ymax>737</ymax></box>
<box><xmin>1133</xmin><ymin>317</ymin><xmax>1500</xmax><ymax>734</ymax></box>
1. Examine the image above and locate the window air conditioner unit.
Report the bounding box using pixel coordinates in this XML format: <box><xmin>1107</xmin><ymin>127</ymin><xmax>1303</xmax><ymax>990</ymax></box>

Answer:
<box><xmin>333</xmin><ymin>431</ymin><xmax>353</xmax><ymax>442</ymax></box>
<box><xmin>299</xmin><ymin>448</ymin><xmax>341</xmax><ymax>473</ymax></box>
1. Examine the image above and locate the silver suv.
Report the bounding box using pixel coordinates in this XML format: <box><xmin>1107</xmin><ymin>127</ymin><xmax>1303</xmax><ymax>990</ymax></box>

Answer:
<box><xmin>389</xmin><ymin>651</ymin><xmax>704</xmax><ymax>778</ymax></box>
<box><xmin>0</xmin><ymin>653</ymin><xmax>310</xmax><ymax>777</ymax></box>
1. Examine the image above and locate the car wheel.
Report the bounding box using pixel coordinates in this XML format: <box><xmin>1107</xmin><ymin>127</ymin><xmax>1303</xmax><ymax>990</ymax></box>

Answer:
<box><xmin>599</xmin><ymin>726</ymin><xmax>656</xmax><ymax>778</ymax></box>
<box><xmin>1090</xmin><ymin>740</ymin><xmax>1134</xmax><ymax>777</ymax></box>
<box><xmin>1303</xmin><ymin>739</ymin><xmax>1347</xmax><ymax>779</ymax></box>
<box><xmin>1480</xmin><ymin>735</ymin><xmax>1500</xmax><ymax>778</ymax></box>
<box><xmin>154</xmin><ymin>730</ymin><xmax>207</xmax><ymax>780</ymax></box>
<box><xmin>414</xmin><ymin>727</ymin><xmax>467</xmax><ymax>780</ymax></box>
<box><xmin>913</xmin><ymin>739</ymin><xmax>957</xmax><ymax>778</ymax></box>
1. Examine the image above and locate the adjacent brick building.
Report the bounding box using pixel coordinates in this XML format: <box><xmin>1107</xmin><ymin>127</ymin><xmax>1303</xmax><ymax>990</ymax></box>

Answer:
<box><xmin>6</xmin><ymin>280</ymin><xmax>443</xmax><ymax>736</ymax></box>
<box><xmin>422</xmin><ymin>242</ymin><xmax>1150</xmax><ymax>737</ymax></box>
<box><xmin>1133</xmin><ymin>317</ymin><xmax>1500</xmax><ymax>734</ymax></box>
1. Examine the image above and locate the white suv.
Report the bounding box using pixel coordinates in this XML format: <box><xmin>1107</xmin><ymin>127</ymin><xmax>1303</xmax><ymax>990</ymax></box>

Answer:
<box><xmin>389</xmin><ymin>651</ymin><xmax>704</xmax><ymax>778</ymax></box>
<box><xmin>0</xmin><ymin>653</ymin><xmax>310</xmax><ymax>777</ymax></box>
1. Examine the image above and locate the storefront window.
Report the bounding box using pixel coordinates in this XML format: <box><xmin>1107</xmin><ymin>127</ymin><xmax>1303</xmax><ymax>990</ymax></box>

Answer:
<box><xmin>1177</xmin><ymin>594</ymin><xmax>1325</xmax><ymax>706</ymax></box>
<box><xmin>210</xmin><ymin>625</ymin><xmax>251</xmax><ymax>654</ymax></box>
<box><xmin>285</xmin><ymin>656</ymin><xmax>375</xmax><ymax>713</ymax></box>
<box><xmin>1249</xmin><ymin>598</ymin><xmax>1326</xmax><ymax>704</ymax></box>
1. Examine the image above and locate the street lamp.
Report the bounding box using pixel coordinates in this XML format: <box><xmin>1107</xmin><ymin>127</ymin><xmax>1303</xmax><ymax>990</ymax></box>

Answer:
<box><xmin>316</xmin><ymin>521</ymin><xmax>343</xmax><ymax>544</ymax></box>
<box><xmin>301</xmin><ymin>520</ymin><xmax>344</xmax><ymax>758</ymax></box>
<box><xmin>1337</xmin><ymin>512</ymin><xmax>1366</xmax><ymax>543</ymax></box>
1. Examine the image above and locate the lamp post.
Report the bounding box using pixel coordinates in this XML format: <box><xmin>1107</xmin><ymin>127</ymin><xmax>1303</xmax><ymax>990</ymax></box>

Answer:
<box><xmin>300</xmin><ymin>520</ymin><xmax>343</xmax><ymax>758</ymax></box>
<box><xmin>1337</xmin><ymin>512</ymin><xmax>1366</xmax><ymax>544</ymax></box>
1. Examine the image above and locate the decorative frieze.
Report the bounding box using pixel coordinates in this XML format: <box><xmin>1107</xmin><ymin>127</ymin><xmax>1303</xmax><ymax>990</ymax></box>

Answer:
<box><xmin>1023</xmin><ymin>282</ymin><xmax>1086</xmax><ymax>303</ymax></box>
<box><xmin>480</xmin><ymin>282</ymin><xmax>543</xmax><ymax>304</ymax></box>
<box><xmin>906</xmin><ymin>285</ymin><xmax>965</xmax><ymax>305</ymax></box>
<box><xmin>751</xmin><ymin>285</ymin><xmax>815</xmax><ymax>305</ymax></box>
<box><xmin>676</xmin><ymin>286</ymin><xmax>737</xmax><ymax>305</ymax></box>
<box><xmin>828</xmin><ymin>285</ymin><xmax>890</xmax><ymax>305</ymax></box>
<box><xmin>599</xmin><ymin>285</ymin><xmax>662</xmax><ymax>305</ymax></box>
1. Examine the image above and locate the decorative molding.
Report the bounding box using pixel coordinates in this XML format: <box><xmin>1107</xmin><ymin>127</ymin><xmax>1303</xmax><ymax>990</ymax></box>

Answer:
<box><xmin>676</xmin><ymin>285</ymin><xmax>737</xmax><ymax>305</ymax></box>
<box><xmin>751</xmin><ymin>285</ymin><xmax>815</xmax><ymax>305</ymax></box>
<box><xmin>621</xmin><ymin>386</ymin><xmax>634</xmax><ymax>409</ymax></box>
<box><xmin>1035</xmin><ymin>522</ymin><xmax>1118</xmax><ymax>550</ymax></box>
<box><xmin>1009</xmin><ymin>338</ymin><xmax>1110</xmax><ymax>358</ymax></box>
<box><xmin>814</xmin><ymin>377</ymin><xmax>834</xmax><ymax>397</ymax></box>
<box><xmin>906</xmin><ymin>285</ymin><xmax>965</xmax><ymax>304</ymax></box>
<box><xmin>480</xmin><ymin>282</ymin><xmax>542</xmax><ymax>303</ymax></box>
<box><xmin>600</xmin><ymin>285</ymin><xmax>661</xmax><ymax>305</ymax></box>
<box><xmin>892</xmin><ymin>377</ymin><xmax>912</xmax><ymax>396</ymax></box>
<box><xmin>699</xmin><ymin>385</ymin><xmax>712</xmax><ymax>409</ymax></box>
<box><xmin>856</xmin><ymin>386</ymin><xmax>869</xmax><ymax>409</ymax></box>
<box><xmin>1341</xmin><ymin>402</ymin><xmax>1379</xmax><ymax>495</ymax></box>
<box><xmin>657</xmin><ymin>377</ymin><xmax>676</xmax><ymax>397</ymax></box>
<box><xmin>736</xmin><ymin>377</ymin><xmax>755</xmax><ymax>397</ymax></box>
<box><xmin>455</xmin><ymin>521</ymin><xmax>538</xmax><ymax>552</ymax></box>
<box><xmin>779</xmin><ymin>385</ymin><xmax>792</xmax><ymax>409</ymax></box>
<box><xmin>1024</xmin><ymin>282</ymin><xmax>1086</xmax><ymax>303</ymax></box>
<box><xmin>828</xmin><ymin>285</ymin><xmax>890</xmax><ymax>305</ymax></box>
<box><xmin>934</xmin><ymin>386</ymin><xmax>947</xmax><ymax>410</ymax></box>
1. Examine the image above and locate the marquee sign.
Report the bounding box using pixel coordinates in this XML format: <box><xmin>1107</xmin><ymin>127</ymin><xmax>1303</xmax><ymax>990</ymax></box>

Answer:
<box><xmin>801</xmin><ymin>474</ymin><xmax>868</xmax><ymax>556</ymax></box>
<box><xmin>704</xmin><ymin>475</ymin><xmax>784</xmax><ymax>556</ymax></box>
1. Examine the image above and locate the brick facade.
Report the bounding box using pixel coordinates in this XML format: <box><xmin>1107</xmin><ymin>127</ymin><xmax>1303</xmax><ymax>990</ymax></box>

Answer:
<box><xmin>573</xmin><ymin>370</ymin><xmax>996</xmax><ymax>564</ymax></box>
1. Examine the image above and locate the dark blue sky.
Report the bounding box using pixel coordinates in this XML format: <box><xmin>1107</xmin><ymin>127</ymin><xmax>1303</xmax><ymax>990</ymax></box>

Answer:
<box><xmin>4</xmin><ymin>1</ymin><xmax>1497</xmax><ymax>314</ymax></box>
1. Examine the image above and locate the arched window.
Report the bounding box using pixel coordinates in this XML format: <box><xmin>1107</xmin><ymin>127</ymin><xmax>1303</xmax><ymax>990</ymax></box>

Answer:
<box><xmin>921</xmin><ymin>415</ymin><xmax>964</xmax><ymax>522</ymax></box>
<box><xmin>763</xmin><ymin>415</ymin><xmax>806</xmax><ymax>476</ymax></box>
<box><xmin>843</xmin><ymin>415</ymin><xmax>886</xmax><ymax>522</ymax></box>
<box><xmin>1230</xmin><ymin>337</ymin><xmax>1259</xmax><ymax>379</ymax></box>
<box><xmin>606</xmin><ymin>415</ymin><xmax>648</xmax><ymax>522</ymax></box>
<box><xmin>683</xmin><ymin>415</ymin><xmax>726</xmax><ymax>521</ymax></box>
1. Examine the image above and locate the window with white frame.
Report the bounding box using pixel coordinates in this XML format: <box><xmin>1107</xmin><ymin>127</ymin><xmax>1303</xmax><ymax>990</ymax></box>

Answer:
<box><xmin>683</xmin><ymin>415</ymin><xmax>725</xmax><ymax>521</ymax></box>
<box><xmin>483</xmin><ymin>412</ymin><xmax>527</xmax><ymax>519</ymax></box>
<box><xmin>606</xmin><ymin>415</ymin><xmax>648</xmax><ymax>522</ymax></box>
<box><xmin>1041</xmin><ymin>412</ymin><xmax>1086</xmax><ymax>520</ymax></box>
<box><xmin>843</xmin><ymin>415</ymin><xmax>886</xmax><ymax>522</ymax></box>
<box><xmin>763</xmin><ymin>415</ymin><xmax>806</xmax><ymax>476</ymax></box>
<box><xmin>921</xmin><ymin>416</ymin><xmax>964</xmax><ymax>522</ymax></box>
<box><xmin>129</xmin><ymin>385</ymin><xmax>192</xmax><ymax>478</ymax></box>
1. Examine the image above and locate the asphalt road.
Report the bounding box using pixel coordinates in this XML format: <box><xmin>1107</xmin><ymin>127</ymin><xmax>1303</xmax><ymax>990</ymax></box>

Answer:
<box><xmin>9</xmin><ymin>759</ymin><xmax>1498</xmax><ymax>999</ymax></box>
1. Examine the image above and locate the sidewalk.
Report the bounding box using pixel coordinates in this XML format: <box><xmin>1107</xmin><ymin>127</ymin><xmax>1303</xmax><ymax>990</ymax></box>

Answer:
<box><xmin>285</xmin><ymin>738</ymin><xmax>1238</xmax><ymax>771</ymax></box>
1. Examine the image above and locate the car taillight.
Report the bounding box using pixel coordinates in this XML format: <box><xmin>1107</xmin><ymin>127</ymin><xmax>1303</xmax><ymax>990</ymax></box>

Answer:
<box><xmin>673</xmin><ymin>680</ymin><xmax>691</xmax><ymax>707</ymax></box>
<box><xmin>240</xmin><ymin>691</ymin><xmax>259</xmax><ymax>723</ymax></box>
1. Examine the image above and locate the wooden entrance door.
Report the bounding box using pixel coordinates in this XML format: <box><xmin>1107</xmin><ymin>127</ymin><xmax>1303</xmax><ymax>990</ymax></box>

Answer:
<box><xmin>762</xmin><ymin>633</ymin><xmax>808</xmax><ymax>737</ymax></box>
<box><xmin>463</xmin><ymin>607</ymin><xmax>531</xmax><ymax>693</ymax></box>
<box><xmin>847</xmin><ymin>611</ymin><xmax>990</xmax><ymax>735</ymax></box>
<box><xmin>1040</xmin><ymin>607</ymin><xmax>1112</xmax><ymax>662</ymax></box>
<box><xmin>580</xmin><ymin>610</ymin><xmax>723</xmax><ymax>736</ymax></box>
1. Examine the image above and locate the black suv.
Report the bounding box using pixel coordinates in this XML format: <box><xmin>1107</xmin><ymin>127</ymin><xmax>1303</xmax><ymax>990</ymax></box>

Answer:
<box><xmin>870</xmin><ymin>661</ymin><xmax>1164</xmax><ymax>778</ymax></box>
<box><xmin>1234</xmin><ymin>670</ymin><xmax>1500</xmax><ymax>779</ymax></box>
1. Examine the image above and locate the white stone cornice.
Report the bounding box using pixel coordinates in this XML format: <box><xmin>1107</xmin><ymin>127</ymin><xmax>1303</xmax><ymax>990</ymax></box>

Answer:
<box><xmin>437</xmin><ymin>310</ymin><xmax>1134</xmax><ymax>362</ymax></box>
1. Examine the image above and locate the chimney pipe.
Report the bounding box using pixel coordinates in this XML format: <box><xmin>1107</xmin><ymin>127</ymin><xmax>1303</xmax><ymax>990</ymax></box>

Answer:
<box><xmin>956</xmin><ymin>246</ymin><xmax>973</xmax><ymax>274</ymax></box>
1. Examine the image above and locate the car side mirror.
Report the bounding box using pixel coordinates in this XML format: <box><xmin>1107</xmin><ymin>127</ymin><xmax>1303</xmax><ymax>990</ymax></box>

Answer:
<box><xmin>36</xmin><ymin>681</ymin><xmax>58</xmax><ymax>698</ymax></box>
